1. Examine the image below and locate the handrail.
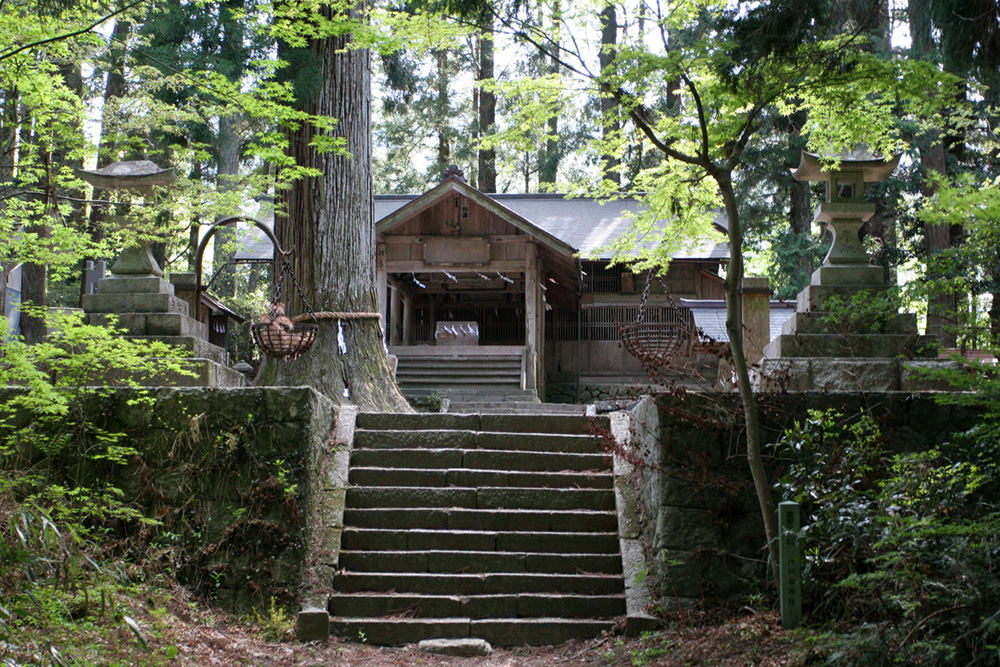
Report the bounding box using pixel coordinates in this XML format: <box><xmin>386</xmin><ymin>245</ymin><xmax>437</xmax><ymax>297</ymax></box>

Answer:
<box><xmin>193</xmin><ymin>216</ymin><xmax>289</xmax><ymax>322</ymax></box>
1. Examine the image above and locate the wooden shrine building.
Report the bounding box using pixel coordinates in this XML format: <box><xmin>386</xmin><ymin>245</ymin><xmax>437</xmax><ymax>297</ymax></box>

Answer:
<box><xmin>373</xmin><ymin>172</ymin><xmax>730</xmax><ymax>400</ymax></box>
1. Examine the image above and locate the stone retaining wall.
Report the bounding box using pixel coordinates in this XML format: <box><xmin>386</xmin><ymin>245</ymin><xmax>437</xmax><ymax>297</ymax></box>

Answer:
<box><xmin>630</xmin><ymin>392</ymin><xmax>980</xmax><ymax>609</ymax></box>
<box><xmin>1</xmin><ymin>387</ymin><xmax>337</xmax><ymax>612</ymax></box>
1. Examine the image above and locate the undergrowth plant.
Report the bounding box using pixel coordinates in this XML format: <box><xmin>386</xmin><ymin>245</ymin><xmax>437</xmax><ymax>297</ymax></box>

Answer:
<box><xmin>0</xmin><ymin>310</ymin><xmax>193</xmax><ymax>662</ymax></box>
<box><xmin>776</xmin><ymin>408</ymin><xmax>1000</xmax><ymax>666</ymax></box>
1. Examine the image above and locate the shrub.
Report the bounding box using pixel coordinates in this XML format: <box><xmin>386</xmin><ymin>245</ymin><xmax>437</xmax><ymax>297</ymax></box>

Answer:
<box><xmin>776</xmin><ymin>409</ymin><xmax>1000</xmax><ymax>665</ymax></box>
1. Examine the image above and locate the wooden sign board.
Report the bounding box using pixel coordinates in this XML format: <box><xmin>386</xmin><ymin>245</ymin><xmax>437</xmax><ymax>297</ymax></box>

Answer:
<box><xmin>424</xmin><ymin>237</ymin><xmax>490</xmax><ymax>265</ymax></box>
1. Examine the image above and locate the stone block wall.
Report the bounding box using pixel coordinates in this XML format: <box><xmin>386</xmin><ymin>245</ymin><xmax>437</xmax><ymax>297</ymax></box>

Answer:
<box><xmin>631</xmin><ymin>392</ymin><xmax>980</xmax><ymax>609</ymax></box>
<box><xmin>1</xmin><ymin>387</ymin><xmax>337</xmax><ymax>612</ymax></box>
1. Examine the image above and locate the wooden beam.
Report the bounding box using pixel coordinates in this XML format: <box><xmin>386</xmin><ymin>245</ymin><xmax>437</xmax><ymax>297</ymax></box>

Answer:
<box><xmin>384</xmin><ymin>260</ymin><xmax>527</xmax><ymax>273</ymax></box>
<box><xmin>376</xmin><ymin>243</ymin><xmax>387</xmax><ymax>340</ymax></box>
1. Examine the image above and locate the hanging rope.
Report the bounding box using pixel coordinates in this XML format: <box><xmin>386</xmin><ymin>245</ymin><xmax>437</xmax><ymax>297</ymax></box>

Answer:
<box><xmin>252</xmin><ymin>255</ymin><xmax>385</xmax><ymax>360</ymax></box>
<box><xmin>291</xmin><ymin>311</ymin><xmax>381</xmax><ymax>323</ymax></box>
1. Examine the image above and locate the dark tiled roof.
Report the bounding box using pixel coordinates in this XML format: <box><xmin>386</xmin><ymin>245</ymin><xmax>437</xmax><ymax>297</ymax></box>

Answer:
<box><xmin>236</xmin><ymin>191</ymin><xmax>730</xmax><ymax>262</ymax></box>
<box><xmin>375</xmin><ymin>193</ymin><xmax>729</xmax><ymax>261</ymax></box>
<box><xmin>681</xmin><ymin>299</ymin><xmax>796</xmax><ymax>343</ymax></box>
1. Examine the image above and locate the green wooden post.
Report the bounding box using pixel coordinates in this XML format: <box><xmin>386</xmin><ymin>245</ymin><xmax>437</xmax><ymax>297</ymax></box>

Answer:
<box><xmin>779</xmin><ymin>501</ymin><xmax>802</xmax><ymax>629</ymax></box>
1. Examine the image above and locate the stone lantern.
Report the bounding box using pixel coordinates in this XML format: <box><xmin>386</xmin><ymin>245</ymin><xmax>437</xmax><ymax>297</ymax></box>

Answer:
<box><xmin>79</xmin><ymin>161</ymin><xmax>244</xmax><ymax>388</ymax></box>
<box><xmin>791</xmin><ymin>147</ymin><xmax>898</xmax><ymax>288</ymax></box>
<box><xmin>754</xmin><ymin>147</ymin><xmax>950</xmax><ymax>392</ymax></box>
<box><xmin>76</xmin><ymin>160</ymin><xmax>175</xmax><ymax>278</ymax></box>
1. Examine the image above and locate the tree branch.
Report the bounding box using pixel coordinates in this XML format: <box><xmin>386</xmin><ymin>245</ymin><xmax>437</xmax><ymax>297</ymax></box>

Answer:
<box><xmin>682</xmin><ymin>73</ymin><xmax>711</xmax><ymax>159</ymax></box>
<box><xmin>0</xmin><ymin>0</ymin><xmax>149</xmax><ymax>62</ymax></box>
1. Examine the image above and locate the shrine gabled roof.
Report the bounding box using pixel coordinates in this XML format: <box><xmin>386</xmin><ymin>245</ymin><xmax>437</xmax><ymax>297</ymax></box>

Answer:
<box><xmin>375</xmin><ymin>178</ymin><xmax>729</xmax><ymax>261</ymax></box>
<box><xmin>235</xmin><ymin>177</ymin><xmax>730</xmax><ymax>262</ymax></box>
<box><xmin>375</xmin><ymin>178</ymin><xmax>577</xmax><ymax>258</ymax></box>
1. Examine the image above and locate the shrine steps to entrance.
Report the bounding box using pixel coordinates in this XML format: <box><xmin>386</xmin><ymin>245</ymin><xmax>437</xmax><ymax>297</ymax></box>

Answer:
<box><xmin>328</xmin><ymin>412</ymin><xmax>635</xmax><ymax>646</ymax></box>
<box><xmin>391</xmin><ymin>346</ymin><xmax>530</xmax><ymax>403</ymax></box>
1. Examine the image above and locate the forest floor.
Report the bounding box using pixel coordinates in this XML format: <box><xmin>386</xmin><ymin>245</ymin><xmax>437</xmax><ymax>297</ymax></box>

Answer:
<box><xmin>9</xmin><ymin>570</ymin><xmax>813</xmax><ymax>665</ymax></box>
<box><xmin>159</xmin><ymin>595</ymin><xmax>806</xmax><ymax>666</ymax></box>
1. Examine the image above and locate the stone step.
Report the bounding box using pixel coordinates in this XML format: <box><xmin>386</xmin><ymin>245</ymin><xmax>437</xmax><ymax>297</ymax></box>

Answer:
<box><xmin>95</xmin><ymin>275</ymin><xmax>175</xmax><ymax>295</ymax></box>
<box><xmin>341</xmin><ymin>528</ymin><xmax>620</xmax><ymax>554</ymax></box>
<box><xmin>328</xmin><ymin>592</ymin><xmax>625</xmax><ymax>619</ymax></box>
<box><xmin>338</xmin><ymin>550</ymin><xmax>622</xmax><ymax>574</ymax></box>
<box><xmin>82</xmin><ymin>292</ymin><xmax>190</xmax><ymax>316</ymax></box>
<box><xmin>398</xmin><ymin>367</ymin><xmax>522</xmax><ymax>378</ymax></box>
<box><xmin>330</xmin><ymin>410</ymin><xmax>623</xmax><ymax>647</ymax></box>
<box><xmin>348</xmin><ymin>466</ymin><xmax>612</xmax><ymax>489</ymax></box>
<box><xmin>781</xmin><ymin>311</ymin><xmax>918</xmax><ymax>336</ymax></box>
<box><xmin>127</xmin><ymin>335</ymin><xmax>228</xmax><ymax>365</ymax></box>
<box><xmin>396</xmin><ymin>356</ymin><xmax>522</xmax><ymax>366</ymax></box>
<box><xmin>328</xmin><ymin>616</ymin><xmax>616</xmax><ymax>647</ymax></box>
<box><xmin>356</xmin><ymin>412</ymin><xmax>607</xmax><ymax>435</ymax></box>
<box><xmin>398</xmin><ymin>378</ymin><xmax>523</xmax><ymax>388</ymax></box>
<box><xmin>345</xmin><ymin>486</ymin><xmax>615</xmax><ymax>511</ymax></box>
<box><xmin>160</xmin><ymin>358</ymin><xmax>246</xmax><ymax>388</ymax></box>
<box><xmin>348</xmin><ymin>448</ymin><xmax>610</xmax><ymax>472</ymax></box>
<box><xmin>89</xmin><ymin>312</ymin><xmax>208</xmax><ymax>338</ymax></box>
<box><xmin>446</xmin><ymin>402</ymin><xmax>589</xmax><ymax>415</ymax></box>
<box><xmin>332</xmin><ymin>571</ymin><xmax>624</xmax><ymax>596</ymax></box>
<box><xmin>75</xmin><ymin>357</ymin><xmax>245</xmax><ymax>388</ymax></box>
<box><xmin>353</xmin><ymin>429</ymin><xmax>605</xmax><ymax>454</ymax></box>
<box><xmin>342</xmin><ymin>508</ymin><xmax>618</xmax><ymax>532</ymax></box>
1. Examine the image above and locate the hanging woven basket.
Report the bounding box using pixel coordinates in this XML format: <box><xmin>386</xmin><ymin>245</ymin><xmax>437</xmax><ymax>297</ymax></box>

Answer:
<box><xmin>251</xmin><ymin>319</ymin><xmax>318</xmax><ymax>361</ymax></box>
<box><xmin>616</xmin><ymin>321</ymin><xmax>691</xmax><ymax>368</ymax></box>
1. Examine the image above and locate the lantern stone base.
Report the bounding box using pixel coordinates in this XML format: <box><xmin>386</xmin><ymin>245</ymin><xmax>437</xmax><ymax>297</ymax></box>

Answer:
<box><xmin>762</xmin><ymin>333</ymin><xmax>938</xmax><ymax>359</ymax></box>
<box><xmin>82</xmin><ymin>266</ymin><xmax>243</xmax><ymax>388</ymax></box>
<box><xmin>755</xmin><ymin>357</ymin><xmax>962</xmax><ymax>393</ymax></box>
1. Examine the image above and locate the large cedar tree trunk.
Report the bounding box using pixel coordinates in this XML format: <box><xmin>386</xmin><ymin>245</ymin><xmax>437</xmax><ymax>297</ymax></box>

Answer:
<box><xmin>599</xmin><ymin>4</ymin><xmax>620</xmax><ymax>188</ymax></box>
<box><xmin>265</xmin><ymin>17</ymin><xmax>409</xmax><ymax>411</ymax></box>
<box><xmin>477</xmin><ymin>14</ymin><xmax>497</xmax><ymax>193</ymax></box>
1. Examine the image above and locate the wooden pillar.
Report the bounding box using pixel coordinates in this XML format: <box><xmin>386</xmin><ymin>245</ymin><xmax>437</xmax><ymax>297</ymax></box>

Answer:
<box><xmin>741</xmin><ymin>276</ymin><xmax>771</xmax><ymax>367</ymax></box>
<box><xmin>389</xmin><ymin>284</ymin><xmax>402</xmax><ymax>346</ymax></box>
<box><xmin>376</xmin><ymin>243</ymin><xmax>387</xmax><ymax>341</ymax></box>
<box><xmin>537</xmin><ymin>263</ymin><xmax>546</xmax><ymax>399</ymax></box>
<box><xmin>524</xmin><ymin>243</ymin><xmax>539</xmax><ymax>392</ymax></box>
<box><xmin>402</xmin><ymin>292</ymin><xmax>413</xmax><ymax>345</ymax></box>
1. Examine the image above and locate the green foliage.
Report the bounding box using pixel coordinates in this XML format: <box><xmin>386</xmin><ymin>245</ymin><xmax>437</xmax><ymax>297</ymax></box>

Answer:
<box><xmin>776</xmin><ymin>409</ymin><xmax>1000</xmax><ymax>665</ymax></box>
<box><xmin>250</xmin><ymin>596</ymin><xmax>292</xmax><ymax>642</ymax></box>
<box><xmin>819</xmin><ymin>289</ymin><xmax>904</xmax><ymax>335</ymax></box>
<box><xmin>914</xmin><ymin>171</ymin><xmax>1000</xmax><ymax>349</ymax></box>
<box><xmin>0</xmin><ymin>503</ymin><xmax>189</xmax><ymax>664</ymax></box>
<box><xmin>0</xmin><ymin>310</ymin><xmax>191</xmax><ymax>476</ymax></box>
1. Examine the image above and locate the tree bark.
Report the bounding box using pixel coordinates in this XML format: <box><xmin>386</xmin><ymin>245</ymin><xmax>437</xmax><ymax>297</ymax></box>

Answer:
<box><xmin>538</xmin><ymin>0</ymin><xmax>560</xmax><ymax>186</ymax></box>
<box><xmin>599</xmin><ymin>4</ymin><xmax>620</xmax><ymax>188</ymax></box>
<box><xmin>83</xmin><ymin>17</ymin><xmax>130</xmax><ymax>303</ymax></box>
<box><xmin>21</xmin><ymin>150</ymin><xmax>56</xmax><ymax>344</ymax></box>
<box><xmin>909</xmin><ymin>0</ymin><xmax>957</xmax><ymax>346</ymax></box>
<box><xmin>477</xmin><ymin>14</ymin><xmax>497</xmax><ymax>193</ymax></box>
<box><xmin>434</xmin><ymin>49</ymin><xmax>451</xmax><ymax>179</ymax></box>
<box><xmin>267</xmin><ymin>10</ymin><xmax>409</xmax><ymax>412</ymax></box>
<box><xmin>717</xmin><ymin>169</ymin><xmax>780</xmax><ymax>590</ymax></box>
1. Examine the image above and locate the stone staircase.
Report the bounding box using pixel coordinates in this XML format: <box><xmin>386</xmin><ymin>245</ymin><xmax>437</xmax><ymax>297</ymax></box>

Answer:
<box><xmin>392</xmin><ymin>346</ymin><xmax>533</xmax><ymax>403</ymax></box>
<box><xmin>329</xmin><ymin>412</ymin><xmax>624</xmax><ymax>646</ymax></box>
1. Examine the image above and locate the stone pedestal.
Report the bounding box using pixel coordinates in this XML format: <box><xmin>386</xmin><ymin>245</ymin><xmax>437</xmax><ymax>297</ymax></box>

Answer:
<box><xmin>82</xmin><ymin>272</ymin><xmax>244</xmax><ymax>388</ymax></box>
<box><xmin>755</xmin><ymin>202</ymin><xmax>944</xmax><ymax>392</ymax></box>
<box><xmin>741</xmin><ymin>277</ymin><xmax>771</xmax><ymax>368</ymax></box>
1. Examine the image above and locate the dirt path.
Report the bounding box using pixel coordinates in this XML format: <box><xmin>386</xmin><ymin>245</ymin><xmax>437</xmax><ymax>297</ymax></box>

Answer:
<box><xmin>166</xmin><ymin>608</ymin><xmax>800</xmax><ymax>666</ymax></box>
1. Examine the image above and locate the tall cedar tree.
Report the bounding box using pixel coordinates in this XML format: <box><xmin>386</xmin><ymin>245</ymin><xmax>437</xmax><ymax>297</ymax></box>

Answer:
<box><xmin>266</xmin><ymin>4</ymin><xmax>409</xmax><ymax>410</ymax></box>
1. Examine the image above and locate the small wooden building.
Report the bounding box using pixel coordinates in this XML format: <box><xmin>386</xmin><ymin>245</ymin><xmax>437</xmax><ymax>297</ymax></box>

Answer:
<box><xmin>374</xmin><ymin>174</ymin><xmax>730</xmax><ymax>399</ymax></box>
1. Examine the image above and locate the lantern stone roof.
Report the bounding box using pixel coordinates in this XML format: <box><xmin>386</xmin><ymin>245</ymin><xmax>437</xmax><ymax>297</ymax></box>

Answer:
<box><xmin>791</xmin><ymin>148</ymin><xmax>899</xmax><ymax>183</ymax></box>
<box><xmin>76</xmin><ymin>160</ymin><xmax>176</xmax><ymax>189</ymax></box>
